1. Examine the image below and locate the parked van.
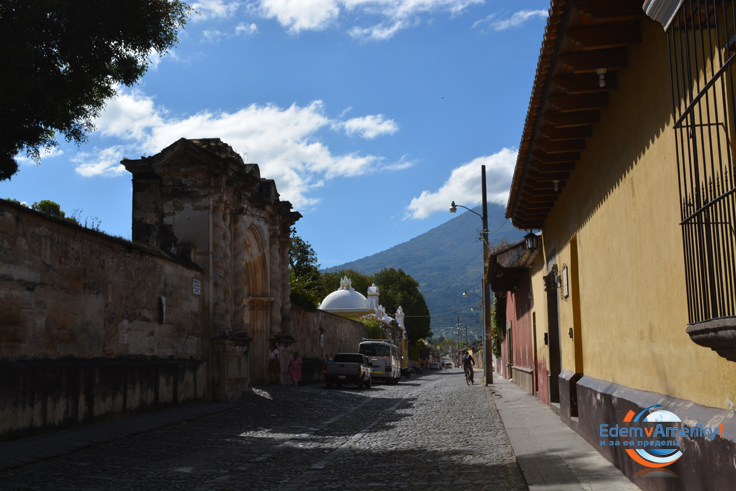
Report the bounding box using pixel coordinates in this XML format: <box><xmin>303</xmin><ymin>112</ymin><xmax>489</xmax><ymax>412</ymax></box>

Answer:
<box><xmin>359</xmin><ymin>341</ymin><xmax>401</xmax><ymax>384</ymax></box>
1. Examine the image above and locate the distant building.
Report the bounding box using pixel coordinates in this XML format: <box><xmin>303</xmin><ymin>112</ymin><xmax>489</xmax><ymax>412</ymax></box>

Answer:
<box><xmin>319</xmin><ymin>278</ymin><xmax>407</xmax><ymax>362</ymax></box>
<box><xmin>319</xmin><ymin>277</ymin><xmax>402</xmax><ymax>328</ymax></box>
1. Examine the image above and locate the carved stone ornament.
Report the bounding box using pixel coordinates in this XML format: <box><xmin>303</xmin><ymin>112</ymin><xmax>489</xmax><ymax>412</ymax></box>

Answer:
<box><xmin>686</xmin><ymin>317</ymin><xmax>736</xmax><ymax>362</ymax></box>
<box><xmin>270</xmin><ymin>333</ymin><xmax>296</xmax><ymax>349</ymax></box>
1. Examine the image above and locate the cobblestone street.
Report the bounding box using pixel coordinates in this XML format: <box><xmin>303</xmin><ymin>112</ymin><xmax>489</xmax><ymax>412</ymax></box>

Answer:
<box><xmin>1</xmin><ymin>369</ymin><xmax>527</xmax><ymax>490</ymax></box>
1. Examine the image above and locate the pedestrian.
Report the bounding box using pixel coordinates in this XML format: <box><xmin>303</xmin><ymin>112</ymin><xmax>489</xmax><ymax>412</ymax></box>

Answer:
<box><xmin>268</xmin><ymin>343</ymin><xmax>280</xmax><ymax>384</ymax></box>
<box><xmin>289</xmin><ymin>351</ymin><xmax>303</xmax><ymax>387</ymax></box>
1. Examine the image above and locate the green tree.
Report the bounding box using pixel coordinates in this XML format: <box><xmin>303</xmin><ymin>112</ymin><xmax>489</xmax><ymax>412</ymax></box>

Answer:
<box><xmin>354</xmin><ymin>314</ymin><xmax>384</xmax><ymax>339</ymax></box>
<box><xmin>288</xmin><ymin>228</ymin><xmax>326</xmax><ymax>312</ymax></box>
<box><xmin>491</xmin><ymin>295</ymin><xmax>505</xmax><ymax>358</ymax></box>
<box><xmin>289</xmin><ymin>228</ymin><xmax>320</xmax><ymax>278</ymax></box>
<box><xmin>0</xmin><ymin>0</ymin><xmax>191</xmax><ymax>180</ymax></box>
<box><xmin>31</xmin><ymin>200</ymin><xmax>66</xmax><ymax>219</ymax></box>
<box><xmin>373</xmin><ymin>268</ymin><xmax>431</xmax><ymax>344</ymax></box>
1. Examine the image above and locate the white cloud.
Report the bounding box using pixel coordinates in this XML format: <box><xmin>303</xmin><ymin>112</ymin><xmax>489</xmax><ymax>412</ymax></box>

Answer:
<box><xmin>406</xmin><ymin>147</ymin><xmax>517</xmax><ymax>219</ymax></box>
<box><xmin>73</xmin><ymin>146</ymin><xmax>127</xmax><ymax>178</ymax></box>
<box><xmin>474</xmin><ymin>9</ymin><xmax>547</xmax><ymax>31</ymax></box>
<box><xmin>340</xmin><ymin>114</ymin><xmax>398</xmax><ymax>138</ymax></box>
<box><xmin>192</xmin><ymin>0</ymin><xmax>241</xmax><ymax>20</ymax></box>
<box><xmin>202</xmin><ymin>29</ymin><xmax>225</xmax><ymax>43</ymax></box>
<box><xmin>235</xmin><ymin>22</ymin><xmax>259</xmax><ymax>35</ymax></box>
<box><xmin>255</xmin><ymin>0</ymin><xmax>484</xmax><ymax>40</ymax></box>
<box><xmin>16</xmin><ymin>146</ymin><xmax>65</xmax><ymax>166</ymax></box>
<box><xmin>85</xmin><ymin>89</ymin><xmax>404</xmax><ymax>208</ymax></box>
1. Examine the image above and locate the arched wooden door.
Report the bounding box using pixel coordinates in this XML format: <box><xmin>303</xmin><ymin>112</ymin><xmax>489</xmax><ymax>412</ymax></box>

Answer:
<box><xmin>244</xmin><ymin>225</ymin><xmax>270</xmax><ymax>383</ymax></box>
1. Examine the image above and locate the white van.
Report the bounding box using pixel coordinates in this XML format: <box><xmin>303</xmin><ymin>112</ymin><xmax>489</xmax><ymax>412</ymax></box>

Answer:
<box><xmin>359</xmin><ymin>341</ymin><xmax>401</xmax><ymax>384</ymax></box>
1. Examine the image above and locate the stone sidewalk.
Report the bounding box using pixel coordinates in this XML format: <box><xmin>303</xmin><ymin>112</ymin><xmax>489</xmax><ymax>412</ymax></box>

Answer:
<box><xmin>489</xmin><ymin>376</ymin><xmax>641</xmax><ymax>491</ymax></box>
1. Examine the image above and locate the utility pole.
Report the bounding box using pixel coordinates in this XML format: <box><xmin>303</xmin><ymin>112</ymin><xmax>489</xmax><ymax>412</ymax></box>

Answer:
<box><xmin>482</xmin><ymin>165</ymin><xmax>493</xmax><ymax>384</ymax></box>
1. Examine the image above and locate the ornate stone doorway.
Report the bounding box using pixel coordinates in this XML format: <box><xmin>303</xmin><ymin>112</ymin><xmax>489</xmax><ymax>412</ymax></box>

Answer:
<box><xmin>244</xmin><ymin>225</ymin><xmax>271</xmax><ymax>383</ymax></box>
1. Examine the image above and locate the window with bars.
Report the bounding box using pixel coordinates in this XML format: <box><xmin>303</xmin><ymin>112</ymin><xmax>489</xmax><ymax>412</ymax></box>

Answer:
<box><xmin>668</xmin><ymin>0</ymin><xmax>736</xmax><ymax>326</ymax></box>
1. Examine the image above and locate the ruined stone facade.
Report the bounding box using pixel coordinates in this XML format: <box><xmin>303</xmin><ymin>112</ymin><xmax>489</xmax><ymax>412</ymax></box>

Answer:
<box><xmin>122</xmin><ymin>138</ymin><xmax>300</xmax><ymax>397</ymax></box>
<box><xmin>0</xmin><ymin>138</ymin><xmax>300</xmax><ymax>440</ymax></box>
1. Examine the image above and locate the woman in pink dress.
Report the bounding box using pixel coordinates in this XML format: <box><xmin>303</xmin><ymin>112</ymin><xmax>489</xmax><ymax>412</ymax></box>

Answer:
<box><xmin>289</xmin><ymin>352</ymin><xmax>303</xmax><ymax>386</ymax></box>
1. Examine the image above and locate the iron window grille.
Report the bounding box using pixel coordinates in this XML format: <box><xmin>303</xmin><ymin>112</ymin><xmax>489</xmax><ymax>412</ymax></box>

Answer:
<box><xmin>668</xmin><ymin>0</ymin><xmax>736</xmax><ymax>325</ymax></box>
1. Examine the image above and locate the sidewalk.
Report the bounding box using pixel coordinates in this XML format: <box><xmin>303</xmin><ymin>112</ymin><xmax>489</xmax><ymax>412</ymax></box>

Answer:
<box><xmin>489</xmin><ymin>376</ymin><xmax>641</xmax><ymax>491</ymax></box>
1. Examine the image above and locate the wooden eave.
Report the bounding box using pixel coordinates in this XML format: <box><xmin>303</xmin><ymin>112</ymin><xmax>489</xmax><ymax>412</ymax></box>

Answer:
<box><xmin>505</xmin><ymin>0</ymin><xmax>646</xmax><ymax>230</ymax></box>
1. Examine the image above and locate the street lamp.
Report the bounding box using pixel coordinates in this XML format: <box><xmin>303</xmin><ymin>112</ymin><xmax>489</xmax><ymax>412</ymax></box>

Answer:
<box><xmin>524</xmin><ymin>231</ymin><xmax>539</xmax><ymax>251</ymax></box>
<box><xmin>451</xmin><ymin>164</ymin><xmax>493</xmax><ymax>385</ymax></box>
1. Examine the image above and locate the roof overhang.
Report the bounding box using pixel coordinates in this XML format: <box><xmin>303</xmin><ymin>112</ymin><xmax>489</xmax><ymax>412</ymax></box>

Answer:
<box><xmin>487</xmin><ymin>240</ymin><xmax>542</xmax><ymax>293</ymax></box>
<box><xmin>505</xmin><ymin>0</ymin><xmax>648</xmax><ymax>229</ymax></box>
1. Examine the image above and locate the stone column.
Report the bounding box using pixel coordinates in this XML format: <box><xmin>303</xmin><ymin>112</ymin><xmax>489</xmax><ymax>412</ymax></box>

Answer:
<box><xmin>279</xmin><ymin>231</ymin><xmax>292</xmax><ymax>335</ymax></box>
<box><xmin>211</xmin><ymin>201</ymin><xmax>233</xmax><ymax>331</ymax></box>
<box><xmin>269</xmin><ymin>226</ymin><xmax>282</xmax><ymax>336</ymax></box>
<box><xmin>231</xmin><ymin>213</ymin><xmax>246</xmax><ymax>332</ymax></box>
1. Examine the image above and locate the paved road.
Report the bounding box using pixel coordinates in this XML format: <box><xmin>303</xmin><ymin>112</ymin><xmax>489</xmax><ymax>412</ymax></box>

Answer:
<box><xmin>0</xmin><ymin>369</ymin><xmax>527</xmax><ymax>490</ymax></box>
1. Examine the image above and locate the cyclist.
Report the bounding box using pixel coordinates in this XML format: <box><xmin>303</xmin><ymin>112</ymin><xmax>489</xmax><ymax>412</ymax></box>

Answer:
<box><xmin>462</xmin><ymin>350</ymin><xmax>475</xmax><ymax>384</ymax></box>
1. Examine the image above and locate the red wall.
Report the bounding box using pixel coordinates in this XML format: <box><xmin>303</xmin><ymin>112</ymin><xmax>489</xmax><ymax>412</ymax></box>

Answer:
<box><xmin>499</xmin><ymin>271</ymin><xmax>548</xmax><ymax>402</ymax></box>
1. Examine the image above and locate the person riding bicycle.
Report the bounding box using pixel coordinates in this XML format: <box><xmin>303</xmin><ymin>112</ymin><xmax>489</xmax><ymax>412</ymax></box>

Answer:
<box><xmin>462</xmin><ymin>350</ymin><xmax>475</xmax><ymax>384</ymax></box>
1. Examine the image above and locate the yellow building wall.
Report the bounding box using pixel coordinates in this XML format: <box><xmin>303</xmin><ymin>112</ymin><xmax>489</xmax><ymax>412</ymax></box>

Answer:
<box><xmin>529</xmin><ymin>255</ymin><xmax>549</xmax><ymax>392</ymax></box>
<box><xmin>540</xmin><ymin>18</ymin><xmax>736</xmax><ymax>411</ymax></box>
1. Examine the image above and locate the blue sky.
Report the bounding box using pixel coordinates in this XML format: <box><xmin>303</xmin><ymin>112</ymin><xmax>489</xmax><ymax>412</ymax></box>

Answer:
<box><xmin>1</xmin><ymin>0</ymin><xmax>548</xmax><ymax>267</ymax></box>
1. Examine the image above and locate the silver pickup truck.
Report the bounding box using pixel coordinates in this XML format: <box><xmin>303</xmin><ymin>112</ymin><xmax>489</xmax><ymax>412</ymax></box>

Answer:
<box><xmin>324</xmin><ymin>353</ymin><xmax>372</xmax><ymax>389</ymax></box>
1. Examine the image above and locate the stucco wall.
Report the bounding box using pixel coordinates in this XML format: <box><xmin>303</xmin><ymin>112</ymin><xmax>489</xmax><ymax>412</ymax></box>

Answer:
<box><xmin>540</xmin><ymin>18</ymin><xmax>736</xmax><ymax>410</ymax></box>
<box><xmin>0</xmin><ymin>200</ymin><xmax>206</xmax><ymax>360</ymax></box>
<box><xmin>0</xmin><ymin>200</ymin><xmax>208</xmax><ymax>439</ymax></box>
<box><xmin>289</xmin><ymin>305</ymin><xmax>365</xmax><ymax>358</ymax></box>
<box><xmin>529</xmin><ymin>256</ymin><xmax>549</xmax><ymax>404</ymax></box>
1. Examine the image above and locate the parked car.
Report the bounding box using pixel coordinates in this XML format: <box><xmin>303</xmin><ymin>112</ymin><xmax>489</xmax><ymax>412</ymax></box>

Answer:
<box><xmin>429</xmin><ymin>362</ymin><xmax>439</xmax><ymax>370</ymax></box>
<box><xmin>324</xmin><ymin>353</ymin><xmax>372</xmax><ymax>389</ymax></box>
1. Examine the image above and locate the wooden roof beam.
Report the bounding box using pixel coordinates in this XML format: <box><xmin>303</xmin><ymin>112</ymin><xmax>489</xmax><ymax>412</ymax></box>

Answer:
<box><xmin>554</xmin><ymin>72</ymin><xmax>618</xmax><ymax>94</ymax></box>
<box><xmin>566</xmin><ymin>22</ymin><xmax>642</xmax><ymax>50</ymax></box>
<box><xmin>547</xmin><ymin>93</ymin><xmax>608</xmax><ymax>113</ymax></box>
<box><xmin>527</xmin><ymin>170</ymin><xmax>571</xmax><ymax>181</ymax></box>
<box><xmin>530</xmin><ymin>161</ymin><xmax>576</xmax><ymax>173</ymax></box>
<box><xmin>575</xmin><ymin>0</ymin><xmax>647</xmax><ymax>24</ymax></box>
<box><xmin>560</xmin><ymin>48</ymin><xmax>628</xmax><ymax>74</ymax></box>
<box><xmin>532</xmin><ymin>151</ymin><xmax>580</xmax><ymax>163</ymax></box>
<box><xmin>524</xmin><ymin>179</ymin><xmax>566</xmax><ymax>190</ymax></box>
<box><xmin>544</xmin><ymin>110</ymin><xmax>600</xmax><ymax>127</ymax></box>
<box><xmin>521</xmin><ymin>192</ymin><xmax>559</xmax><ymax>203</ymax></box>
<box><xmin>535</xmin><ymin>139</ymin><xmax>586</xmax><ymax>153</ymax></box>
<box><xmin>539</xmin><ymin>125</ymin><xmax>593</xmax><ymax>141</ymax></box>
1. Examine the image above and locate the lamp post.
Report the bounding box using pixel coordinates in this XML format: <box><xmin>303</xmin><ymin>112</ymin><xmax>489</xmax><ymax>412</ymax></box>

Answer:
<box><xmin>451</xmin><ymin>164</ymin><xmax>493</xmax><ymax>384</ymax></box>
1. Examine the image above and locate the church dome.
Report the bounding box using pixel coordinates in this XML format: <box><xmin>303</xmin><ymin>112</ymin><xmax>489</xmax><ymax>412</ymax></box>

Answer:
<box><xmin>318</xmin><ymin>277</ymin><xmax>370</xmax><ymax>316</ymax></box>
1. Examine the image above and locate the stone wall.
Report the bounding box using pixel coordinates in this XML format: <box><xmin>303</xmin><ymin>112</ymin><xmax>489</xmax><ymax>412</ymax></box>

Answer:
<box><xmin>286</xmin><ymin>305</ymin><xmax>366</xmax><ymax>383</ymax></box>
<box><xmin>0</xmin><ymin>200</ymin><xmax>207</xmax><ymax>440</ymax></box>
<box><xmin>0</xmin><ymin>138</ymin><xmax>300</xmax><ymax>439</ymax></box>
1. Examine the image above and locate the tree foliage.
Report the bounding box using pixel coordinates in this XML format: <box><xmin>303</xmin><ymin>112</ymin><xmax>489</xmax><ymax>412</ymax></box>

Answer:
<box><xmin>288</xmin><ymin>228</ymin><xmax>326</xmax><ymax>312</ymax></box>
<box><xmin>0</xmin><ymin>0</ymin><xmax>191</xmax><ymax>180</ymax></box>
<box><xmin>491</xmin><ymin>295</ymin><xmax>505</xmax><ymax>358</ymax></box>
<box><xmin>354</xmin><ymin>314</ymin><xmax>384</xmax><ymax>340</ymax></box>
<box><xmin>322</xmin><ymin>267</ymin><xmax>430</xmax><ymax>344</ymax></box>
<box><xmin>373</xmin><ymin>268</ymin><xmax>430</xmax><ymax>344</ymax></box>
<box><xmin>31</xmin><ymin>200</ymin><xmax>66</xmax><ymax>219</ymax></box>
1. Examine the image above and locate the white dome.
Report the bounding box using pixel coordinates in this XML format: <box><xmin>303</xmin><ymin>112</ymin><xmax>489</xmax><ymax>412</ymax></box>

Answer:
<box><xmin>318</xmin><ymin>276</ymin><xmax>370</xmax><ymax>314</ymax></box>
<box><xmin>319</xmin><ymin>288</ymin><xmax>369</xmax><ymax>311</ymax></box>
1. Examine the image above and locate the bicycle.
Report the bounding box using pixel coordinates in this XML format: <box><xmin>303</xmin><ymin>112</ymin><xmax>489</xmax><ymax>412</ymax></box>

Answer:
<box><xmin>464</xmin><ymin>365</ymin><xmax>474</xmax><ymax>384</ymax></box>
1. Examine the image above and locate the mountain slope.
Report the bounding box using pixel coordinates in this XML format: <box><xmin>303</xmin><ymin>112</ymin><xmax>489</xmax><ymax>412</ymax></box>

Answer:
<box><xmin>325</xmin><ymin>204</ymin><xmax>525</xmax><ymax>339</ymax></box>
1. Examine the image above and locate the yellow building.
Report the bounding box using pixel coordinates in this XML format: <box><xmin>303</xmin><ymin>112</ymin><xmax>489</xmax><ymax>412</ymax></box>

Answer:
<box><xmin>501</xmin><ymin>1</ymin><xmax>736</xmax><ymax>488</ymax></box>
